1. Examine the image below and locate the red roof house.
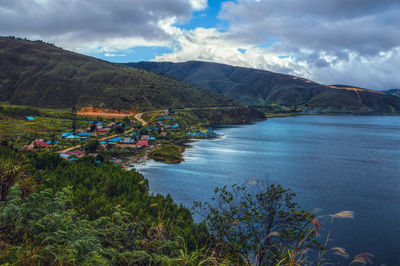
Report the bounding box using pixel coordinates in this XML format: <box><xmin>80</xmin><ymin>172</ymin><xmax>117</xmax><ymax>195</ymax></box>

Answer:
<box><xmin>136</xmin><ymin>139</ymin><xmax>149</xmax><ymax>148</ymax></box>
<box><xmin>65</xmin><ymin>150</ymin><xmax>85</xmax><ymax>157</ymax></box>
<box><xmin>34</xmin><ymin>140</ymin><xmax>49</xmax><ymax>148</ymax></box>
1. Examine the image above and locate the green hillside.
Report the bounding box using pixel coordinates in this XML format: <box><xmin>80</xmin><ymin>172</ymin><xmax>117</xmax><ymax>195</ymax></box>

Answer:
<box><xmin>0</xmin><ymin>37</ymin><xmax>237</xmax><ymax>111</ymax></box>
<box><xmin>127</xmin><ymin>61</ymin><xmax>400</xmax><ymax>114</ymax></box>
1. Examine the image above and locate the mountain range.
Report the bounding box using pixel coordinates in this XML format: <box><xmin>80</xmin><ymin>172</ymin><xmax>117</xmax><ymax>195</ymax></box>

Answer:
<box><xmin>384</xmin><ymin>89</ymin><xmax>400</xmax><ymax>97</ymax></box>
<box><xmin>127</xmin><ymin>61</ymin><xmax>400</xmax><ymax>114</ymax></box>
<box><xmin>1</xmin><ymin>37</ymin><xmax>399</xmax><ymax>115</ymax></box>
<box><xmin>0</xmin><ymin>37</ymin><xmax>237</xmax><ymax>111</ymax></box>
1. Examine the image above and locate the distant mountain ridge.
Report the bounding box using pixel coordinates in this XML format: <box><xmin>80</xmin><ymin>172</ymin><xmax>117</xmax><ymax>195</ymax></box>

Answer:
<box><xmin>126</xmin><ymin>61</ymin><xmax>400</xmax><ymax>114</ymax></box>
<box><xmin>384</xmin><ymin>89</ymin><xmax>400</xmax><ymax>97</ymax></box>
<box><xmin>0</xmin><ymin>37</ymin><xmax>237</xmax><ymax>111</ymax></box>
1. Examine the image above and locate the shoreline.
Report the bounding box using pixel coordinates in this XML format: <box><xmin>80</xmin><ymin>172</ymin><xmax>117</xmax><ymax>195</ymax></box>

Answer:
<box><xmin>131</xmin><ymin>112</ymin><xmax>400</xmax><ymax>170</ymax></box>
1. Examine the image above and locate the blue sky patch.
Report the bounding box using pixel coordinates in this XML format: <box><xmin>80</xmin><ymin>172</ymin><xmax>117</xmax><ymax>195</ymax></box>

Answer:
<box><xmin>176</xmin><ymin>0</ymin><xmax>229</xmax><ymax>31</ymax></box>
<box><xmin>86</xmin><ymin>46</ymin><xmax>173</xmax><ymax>63</ymax></box>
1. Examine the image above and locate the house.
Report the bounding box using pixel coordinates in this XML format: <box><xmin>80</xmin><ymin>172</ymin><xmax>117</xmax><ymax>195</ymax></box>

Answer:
<box><xmin>78</xmin><ymin>132</ymin><xmax>92</xmax><ymax>137</ymax></box>
<box><xmin>121</xmin><ymin>137</ymin><xmax>135</xmax><ymax>144</ymax></box>
<box><xmin>108</xmin><ymin>137</ymin><xmax>122</xmax><ymax>143</ymax></box>
<box><xmin>165</xmin><ymin>123</ymin><xmax>179</xmax><ymax>129</ymax></box>
<box><xmin>149</xmin><ymin>137</ymin><xmax>156</xmax><ymax>141</ymax></box>
<box><xmin>46</xmin><ymin>140</ymin><xmax>58</xmax><ymax>145</ymax></box>
<box><xmin>65</xmin><ymin>150</ymin><xmax>85</xmax><ymax>157</ymax></box>
<box><xmin>187</xmin><ymin>131</ymin><xmax>206</xmax><ymax>136</ymax></box>
<box><xmin>160</xmin><ymin>132</ymin><xmax>167</xmax><ymax>137</ymax></box>
<box><xmin>34</xmin><ymin>140</ymin><xmax>49</xmax><ymax>148</ymax></box>
<box><xmin>117</xmin><ymin>137</ymin><xmax>136</xmax><ymax>148</ymax></box>
<box><xmin>21</xmin><ymin>140</ymin><xmax>49</xmax><ymax>151</ymax></box>
<box><xmin>66</xmin><ymin>135</ymin><xmax>81</xmax><ymax>140</ymax></box>
<box><xmin>25</xmin><ymin>116</ymin><xmax>35</xmax><ymax>122</ymax></box>
<box><xmin>61</xmin><ymin>132</ymin><xmax>74</xmax><ymax>138</ymax></box>
<box><xmin>207</xmin><ymin>128</ymin><xmax>217</xmax><ymax>138</ymax></box>
<box><xmin>141</xmin><ymin>135</ymin><xmax>150</xmax><ymax>140</ymax></box>
<box><xmin>136</xmin><ymin>139</ymin><xmax>149</xmax><ymax>148</ymax></box>
<box><xmin>96</xmin><ymin>128</ymin><xmax>110</xmax><ymax>135</ymax></box>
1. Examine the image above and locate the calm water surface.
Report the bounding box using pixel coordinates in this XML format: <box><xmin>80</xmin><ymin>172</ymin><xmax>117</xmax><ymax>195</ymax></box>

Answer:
<box><xmin>137</xmin><ymin>116</ymin><xmax>400</xmax><ymax>264</ymax></box>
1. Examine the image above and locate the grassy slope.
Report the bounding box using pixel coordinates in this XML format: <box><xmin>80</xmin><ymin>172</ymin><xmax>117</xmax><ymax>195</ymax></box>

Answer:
<box><xmin>127</xmin><ymin>61</ymin><xmax>400</xmax><ymax>114</ymax></box>
<box><xmin>0</xmin><ymin>37</ymin><xmax>237</xmax><ymax>111</ymax></box>
<box><xmin>0</xmin><ymin>104</ymin><xmax>93</xmax><ymax>147</ymax></box>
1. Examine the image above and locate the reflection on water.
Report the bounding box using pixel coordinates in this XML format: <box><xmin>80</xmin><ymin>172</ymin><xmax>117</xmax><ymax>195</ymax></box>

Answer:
<box><xmin>137</xmin><ymin>115</ymin><xmax>400</xmax><ymax>264</ymax></box>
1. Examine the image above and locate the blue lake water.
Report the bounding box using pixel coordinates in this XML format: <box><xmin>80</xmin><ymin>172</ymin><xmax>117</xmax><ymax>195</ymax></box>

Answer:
<box><xmin>137</xmin><ymin>115</ymin><xmax>400</xmax><ymax>264</ymax></box>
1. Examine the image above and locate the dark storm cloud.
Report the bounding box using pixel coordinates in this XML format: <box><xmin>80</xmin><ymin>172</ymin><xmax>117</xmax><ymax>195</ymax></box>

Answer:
<box><xmin>220</xmin><ymin>0</ymin><xmax>400</xmax><ymax>57</ymax></box>
<box><xmin>0</xmin><ymin>0</ymin><xmax>192</xmax><ymax>42</ymax></box>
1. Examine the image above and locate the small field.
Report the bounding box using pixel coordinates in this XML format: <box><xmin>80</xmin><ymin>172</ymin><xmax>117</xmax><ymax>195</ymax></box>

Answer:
<box><xmin>0</xmin><ymin>104</ymin><xmax>91</xmax><ymax>147</ymax></box>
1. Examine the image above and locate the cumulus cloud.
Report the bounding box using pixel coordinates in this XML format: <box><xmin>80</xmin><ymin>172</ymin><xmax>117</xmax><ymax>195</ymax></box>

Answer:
<box><xmin>219</xmin><ymin>0</ymin><xmax>400</xmax><ymax>56</ymax></box>
<box><xmin>0</xmin><ymin>0</ymin><xmax>193</xmax><ymax>51</ymax></box>
<box><xmin>154</xmin><ymin>26</ymin><xmax>301</xmax><ymax>75</ymax></box>
<box><xmin>155</xmin><ymin>0</ymin><xmax>400</xmax><ymax>89</ymax></box>
<box><xmin>1</xmin><ymin>0</ymin><xmax>399</xmax><ymax>89</ymax></box>
<box><xmin>188</xmin><ymin>0</ymin><xmax>208</xmax><ymax>11</ymax></box>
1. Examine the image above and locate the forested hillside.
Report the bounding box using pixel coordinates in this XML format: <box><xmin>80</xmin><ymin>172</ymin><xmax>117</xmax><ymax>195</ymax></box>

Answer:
<box><xmin>0</xmin><ymin>37</ymin><xmax>237</xmax><ymax>111</ymax></box>
<box><xmin>127</xmin><ymin>61</ymin><xmax>400</xmax><ymax>114</ymax></box>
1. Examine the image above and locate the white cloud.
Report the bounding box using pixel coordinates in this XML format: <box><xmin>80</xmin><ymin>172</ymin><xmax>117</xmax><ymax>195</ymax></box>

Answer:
<box><xmin>188</xmin><ymin>0</ymin><xmax>208</xmax><ymax>11</ymax></box>
<box><xmin>152</xmin><ymin>0</ymin><xmax>400</xmax><ymax>89</ymax></box>
<box><xmin>104</xmin><ymin>53</ymin><xmax>125</xmax><ymax>57</ymax></box>
<box><xmin>154</xmin><ymin>26</ymin><xmax>303</xmax><ymax>75</ymax></box>
<box><xmin>1</xmin><ymin>0</ymin><xmax>399</xmax><ymax>89</ymax></box>
<box><xmin>0</xmin><ymin>0</ymin><xmax>193</xmax><ymax>51</ymax></box>
<box><xmin>153</xmin><ymin>18</ymin><xmax>400</xmax><ymax>89</ymax></box>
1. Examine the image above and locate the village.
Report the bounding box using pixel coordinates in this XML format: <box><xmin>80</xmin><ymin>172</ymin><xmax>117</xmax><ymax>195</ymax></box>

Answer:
<box><xmin>19</xmin><ymin>109</ymin><xmax>217</xmax><ymax>169</ymax></box>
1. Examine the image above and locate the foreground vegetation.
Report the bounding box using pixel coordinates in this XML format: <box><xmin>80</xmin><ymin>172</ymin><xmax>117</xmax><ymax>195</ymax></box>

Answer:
<box><xmin>0</xmin><ymin>145</ymin><xmax>372</xmax><ymax>265</ymax></box>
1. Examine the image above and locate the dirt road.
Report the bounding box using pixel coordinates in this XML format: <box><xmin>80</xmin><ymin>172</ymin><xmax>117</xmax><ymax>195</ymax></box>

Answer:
<box><xmin>134</xmin><ymin>112</ymin><xmax>147</xmax><ymax>125</ymax></box>
<box><xmin>60</xmin><ymin>113</ymin><xmax>147</xmax><ymax>153</ymax></box>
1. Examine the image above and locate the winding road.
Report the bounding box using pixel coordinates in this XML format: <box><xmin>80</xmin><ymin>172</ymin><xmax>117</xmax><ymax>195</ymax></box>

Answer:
<box><xmin>60</xmin><ymin>112</ymin><xmax>147</xmax><ymax>153</ymax></box>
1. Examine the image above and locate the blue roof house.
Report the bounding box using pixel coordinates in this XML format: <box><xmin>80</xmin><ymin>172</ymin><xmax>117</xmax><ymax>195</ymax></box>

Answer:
<box><xmin>62</xmin><ymin>132</ymin><xmax>74</xmax><ymax>138</ymax></box>
<box><xmin>107</xmin><ymin>137</ymin><xmax>122</xmax><ymax>143</ymax></box>
<box><xmin>66</xmin><ymin>135</ymin><xmax>81</xmax><ymax>139</ymax></box>
<box><xmin>78</xmin><ymin>132</ymin><xmax>92</xmax><ymax>137</ymax></box>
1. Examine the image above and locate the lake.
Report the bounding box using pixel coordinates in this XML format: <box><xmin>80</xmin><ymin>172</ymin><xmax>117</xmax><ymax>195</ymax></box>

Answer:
<box><xmin>136</xmin><ymin>115</ymin><xmax>400</xmax><ymax>264</ymax></box>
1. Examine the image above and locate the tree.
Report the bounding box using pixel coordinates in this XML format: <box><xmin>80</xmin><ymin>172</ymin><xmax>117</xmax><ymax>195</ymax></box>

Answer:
<box><xmin>71</xmin><ymin>105</ymin><xmax>77</xmax><ymax>134</ymax></box>
<box><xmin>115</xmin><ymin>125</ymin><xmax>125</xmax><ymax>134</ymax></box>
<box><xmin>194</xmin><ymin>183</ymin><xmax>317</xmax><ymax>265</ymax></box>
<box><xmin>90</xmin><ymin>123</ymin><xmax>97</xmax><ymax>133</ymax></box>
<box><xmin>83</xmin><ymin>140</ymin><xmax>100</xmax><ymax>154</ymax></box>
<box><xmin>0</xmin><ymin>152</ymin><xmax>36</xmax><ymax>201</ymax></box>
<box><xmin>123</xmin><ymin>117</ymin><xmax>131</xmax><ymax>125</ymax></box>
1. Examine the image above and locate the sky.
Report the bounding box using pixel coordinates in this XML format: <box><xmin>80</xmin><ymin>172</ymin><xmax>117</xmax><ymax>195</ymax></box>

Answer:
<box><xmin>1</xmin><ymin>0</ymin><xmax>399</xmax><ymax>90</ymax></box>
